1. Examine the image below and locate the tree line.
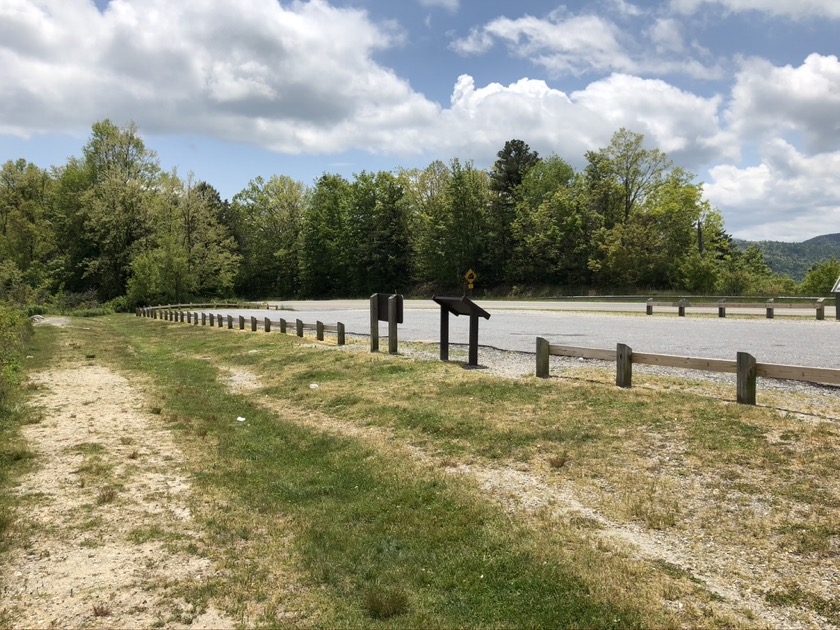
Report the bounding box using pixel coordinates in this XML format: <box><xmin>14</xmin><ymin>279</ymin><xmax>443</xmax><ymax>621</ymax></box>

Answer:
<box><xmin>1</xmin><ymin>120</ymin><xmax>837</xmax><ymax>310</ymax></box>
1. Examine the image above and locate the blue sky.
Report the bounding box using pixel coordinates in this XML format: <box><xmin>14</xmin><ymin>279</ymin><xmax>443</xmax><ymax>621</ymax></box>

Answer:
<box><xmin>1</xmin><ymin>0</ymin><xmax>839</xmax><ymax>241</ymax></box>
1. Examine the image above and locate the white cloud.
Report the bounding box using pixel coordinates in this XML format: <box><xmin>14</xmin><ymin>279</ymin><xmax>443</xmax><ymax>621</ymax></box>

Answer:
<box><xmin>449</xmin><ymin>9</ymin><xmax>722</xmax><ymax>80</ymax></box>
<box><xmin>671</xmin><ymin>0</ymin><xmax>840</xmax><ymax>19</ymax></box>
<box><xmin>725</xmin><ymin>54</ymin><xmax>840</xmax><ymax>154</ymax></box>
<box><xmin>0</xmin><ymin>0</ymin><xmax>433</xmax><ymax>152</ymax></box>
<box><xmin>571</xmin><ymin>74</ymin><xmax>726</xmax><ymax>165</ymax></box>
<box><xmin>452</xmin><ymin>12</ymin><xmax>636</xmax><ymax>76</ymax></box>
<box><xmin>648</xmin><ymin>18</ymin><xmax>685</xmax><ymax>54</ymax></box>
<box><xmin>705</xmin><ymin>140</ymin><xmax>840</xmax><ymax>241</ymax></box>
<box><xmin>417</xmin><ymin>0</ymin><xmax>459</xmax><ymax>11</ymax></box>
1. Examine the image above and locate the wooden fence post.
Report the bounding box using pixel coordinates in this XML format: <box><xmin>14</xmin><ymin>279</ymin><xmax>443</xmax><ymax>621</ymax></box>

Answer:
<box><xmin>678</xmin><ymin>300</ymin><xmax>686</xmax><ymax>317</ymax></box>
<box><xmin>646</xmin><ymin>298</ymin><xmax>653</xmax><ymax>315</ymax></box>
<box><xmin>616</xmin><ymin>343</ymin><xmax>633</xmax><ymax>388</ymax></box>
<box><xmin>337</xmin><ymin>322</ymin><xmax>345</xmax><ymax>346</ymax></box>
<box><xmin>718</xmin><ymin>299</ymin><xmax>726</xmax><ymax>318</ymax></box>
<box><xmin>737</xmin><ymin>352</ymin><xmax>757</xmax><ymax>405</ymax></box>
<box><xmin>264</xmin><ymin>318</ymin><xmax>271</xmax><ymax>333</ymax></box>
<box><xmin>388</xmin><ymin>294</ymin><xmax>398</xmax><ymax>354</ymax></box>
<box><xmin>816</xmin><ymin>298</ymin><xmax>825</xmax><ymax>321</ymax></box>
<box><xmin>228</xmin><ymin>315</ymin><xmax>234</xmax><ymax>330</ymax></box>
<box><xmin>251</xmin><ymin>316</ymin><xmax>257</xmax><ymax>332</ymax></box>
<box><xmin>296</xmin><ymin>319</ymin><xmax>304</xmax><ymax>337</ymax></box>
<box><xmin>279</xmin><ymin>318</ymin><xmax>286</xmax><ymax>333</ymax></box>
<box><xmin>316</xmin><ymin>321</ymin><xmax>324</xmax><ymax>341</ymax></box>
<box><xmin>370</xmin><ymin>294</ymin><xmax>379</xmax><ymax>352</ymax></box>
<box><xmin>766</xmin><ymin>299</ymin><xmax>775</xmax><ymax>319</ymax></box>
<box><xmin>536</xmin><ymin>337</ymin><xmax>550</xmax><ymax>378</ymax></box>
<box><xmin>193</xmin><ymin>312</ymin><xmax>198</xmax><ymax>325</ymax></box>
<box><xmin>238</xmin><ymin>315</ymin><xmax>245</xmax><ymax>330</ymax></box>
<box><xmin>208</xmin><ymin>313</ymin><xmax>214</xmax><ymax>326</ymax></box>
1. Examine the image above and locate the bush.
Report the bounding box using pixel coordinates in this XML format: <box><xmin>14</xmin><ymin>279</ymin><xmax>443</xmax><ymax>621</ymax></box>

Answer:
<box><xmin>0</xmin><ymin>305</ymin><xmax>32</xmax><ymax>407</ymax></box>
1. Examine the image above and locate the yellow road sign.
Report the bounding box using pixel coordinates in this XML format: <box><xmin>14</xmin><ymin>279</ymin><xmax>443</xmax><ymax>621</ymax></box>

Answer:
<box><xmin>465</xmin><ymin>269</ymin><xmax>477</xmax><ymax>283</ymax></box>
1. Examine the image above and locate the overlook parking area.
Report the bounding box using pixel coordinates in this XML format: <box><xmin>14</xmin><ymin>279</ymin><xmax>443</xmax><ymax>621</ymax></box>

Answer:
<box><xmin>212</xmin><ymin>299</ymin><xmax>840</xmax><ymax>370</ymax></box>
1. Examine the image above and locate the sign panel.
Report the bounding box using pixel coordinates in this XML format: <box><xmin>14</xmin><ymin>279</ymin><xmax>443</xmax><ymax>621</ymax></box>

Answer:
<box><xmin>375</xmin><ymin>293</ymin><xmax>404</xmax><ymax>323</ymax></box>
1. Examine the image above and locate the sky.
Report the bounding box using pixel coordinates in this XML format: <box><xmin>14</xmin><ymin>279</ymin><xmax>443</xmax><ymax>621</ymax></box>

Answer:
<box><xmin>1</xmin><ymin>0</ymin><xmax>839</xmax><ymax>242</ymax></box>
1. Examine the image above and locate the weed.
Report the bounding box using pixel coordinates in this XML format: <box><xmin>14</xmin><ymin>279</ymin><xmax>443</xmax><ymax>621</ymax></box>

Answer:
<box><xmin>547</xmin><ymin>450</ymin><xmax>570</xmax><ymax>469</ymax></box>
<box><xmin>96</xmin><ymin>487</ymin><xmax>117</xmax><ymax>505</ymax></box>
<box><xmin>127</xmin><ymin>450</ymin><xmax>140</xmax><ymax>460</ymax></box>
<box><xmin>92</xmin><ymin>604</ymin><xmax>111</xmax><ymax>617</ymax></box>
<box><xmin>364</xmin><ymin>587</ymin><xmax>409</xmax><ymax>619</ymax></box>
<box><xmin>150</xmin><ymin>406</ymin><xmax>163</xmax><ymax>415</ymax></box>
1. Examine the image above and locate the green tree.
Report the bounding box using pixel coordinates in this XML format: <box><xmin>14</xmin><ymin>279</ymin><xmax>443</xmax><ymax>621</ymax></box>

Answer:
<box><xmin>799</xmin><ymin>258</ymin><xmax>840</xmax><ymax>296</ymax></box>
<box><xmin>75</xmin><ymin>120</ymin><xmax>160</xmax><ymax>300</ymax></box>
<box><xmin>343</xmin><ymin>171</ymin><xmax>412</xmax><ymax>295</ymax></box>
<box><xmin>585</xmin><ymin>128</ymin><xmax>673</xmax><ymax>228</ymax></box>
<box><xmin>487</xmin><ymin>139</ymin><xmax>540</xmax><ymax>283</ymax></box>
<box><xmin>299</xmin><ymin>174</ymin><xmax>351</xmax><ymax>297</ymax></box>
<box><xmin>0</xmin><ymin>159</ymin><xmax>55</xmax><ymax>294</ymax></box>
<box><xmin>593</xmin><ymin>170</ymin><xmax>705</xmax><ymax>289</ymax></box>
<box><xmin>232</xmin><ymin>175</ymin><xmax>306</xmax><ymax>298</ymax></box>
<box><xmin>127</xmin><ymin>173</ymin><xmax>240</xmax><ymax>306</ymax></box>
<box><xmin>511</xmin><ymin>174</ymin><xmax>600</xmax><ymax>287</ymax></box>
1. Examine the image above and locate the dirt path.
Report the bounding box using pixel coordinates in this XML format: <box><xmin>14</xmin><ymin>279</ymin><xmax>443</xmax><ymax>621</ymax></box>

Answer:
<box><xmin>1</xmin><ymin>359</ymin><xmax>233</xmax><ymax>629</ymax></box>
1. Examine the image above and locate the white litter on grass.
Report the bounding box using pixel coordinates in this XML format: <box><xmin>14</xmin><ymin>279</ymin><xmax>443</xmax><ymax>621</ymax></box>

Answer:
<box><xmin>309</xmin><ymin>384</ymin><xmax>320</xmax><ymax>390</ymax></box>
<box><xmin>236</xmin><ymin>416</ymin><xmax>246</xmax><ymax>422</ymax></box>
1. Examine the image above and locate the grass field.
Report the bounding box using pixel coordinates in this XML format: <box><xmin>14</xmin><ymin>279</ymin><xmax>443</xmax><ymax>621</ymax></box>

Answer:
<box><xmin>2</xmin><ymin>314</ymin><xmax>839</xmax><ymax>628</ymax></box>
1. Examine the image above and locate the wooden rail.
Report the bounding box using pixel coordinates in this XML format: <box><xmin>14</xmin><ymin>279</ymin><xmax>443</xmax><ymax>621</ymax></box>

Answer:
<box><xmin>645</xmin><ymin>297</ymin><xmax>827</xmax><ymax>320</ymax></box>
<box><xmin>535</xmin><ymin>337</ymin><xmax>840</xmax><ymax>405</ymax></box>
<box><xmin>137</xmin><ymin>307</ymin><xmax>345</xmax><ymax>345</ymax></box>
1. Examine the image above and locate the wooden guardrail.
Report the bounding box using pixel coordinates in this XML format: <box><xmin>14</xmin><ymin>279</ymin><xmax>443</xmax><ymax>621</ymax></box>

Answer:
<box><xmin>646</xmin><ymin>297</ymin><xmax>827</xmax><ymax>320</ymax></box>
<box><xmin>137</xmin><ymin>307</ymin><xmax>345</xmax><ymax>345</ymax></box>
<box><xmin>535</xmin><ymin>337</ymin><xmax>840</xmax><ymax>405</ymax></box>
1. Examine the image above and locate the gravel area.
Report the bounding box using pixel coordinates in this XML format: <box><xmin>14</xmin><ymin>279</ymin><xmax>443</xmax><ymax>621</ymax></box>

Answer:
<box><xmin>340</xmin><ymin>335</ymin><xmax>840</xmax><ymax>420</ymax></box>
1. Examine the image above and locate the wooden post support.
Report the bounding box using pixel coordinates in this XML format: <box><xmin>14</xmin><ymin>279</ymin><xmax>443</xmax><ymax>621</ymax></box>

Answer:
<box><xmin>440</xmin><ymin>305</ymin><xmax>449</xmax><ymax>361</ymax></box>
<box><xmin>279</xmin><ymin>318</ymin><xmax>287</xmax><ymax>333</ymax></box>
<box><xmin>296</xmin><ymin>319</ymin><xmax>304</xmax><ymax>337</ymax></box>
<box><xmin>370</xmin><ymin>294</ymin><xmax>379</xmax><ymax>352</ymax></box>
<box><xmin>201</xmin><ymin>313</ymin><xmax>206</xmax><ymax>326</ymax></box>
<box><xmin>468</xmin><ymin>313</ymin><xmax>480</xmax><ymax>366</ymax></box>
<box><xmin>316</xmin><ymin>321</ymin><xmax>324</xmax><ymax>341</ymax></box>
<box><xmin>678</xmin><ymin>300</ymin><xmax>686</xmax><ymax>317</ymax></box>
<box><xmin>251</xmin><ymin>316</ymin><xmax>257</xmax><ymax>332</ymax></box>
<box><xmin>718</xmin><ymin>299</ymin><xmax>726</xmax><ymax>318</ymax></box>
<box><xmin>337</xmin><ymin>322</ymin><xmax>345</xmax><ymax>346</ymax></box>
<box><xmin>536</xmin><ymin>337</ymin><xmax>550</xmax><ymax>378</ymax></box>
<box><xmin>193</xmin><ymin>312</ymin><xmax>198</xmax><ymax>325</ymax></box>
<box><xmin>737</xmin><ymin>352</ymin><xmax>757</xmax><ymax>405</ymax></box>
<box><xmin>264</xmin><ymin>318</ymin><xmax>271</xmax><ymax>333</ymax></box>
<box><xmin>186</xmin><ymin>312</ymin><xmax>192</xmax><ymax>324</ymax></box>
<box><xmin>766</xmin><ymin>299</ymin><xmax>775</xmax><ymax>319</ymax></box>
<box><xmin>816</xmin><ymin>298</ymin><xmax>825</xmax><ymax>321</ymax></box>
<box><xmin>388</xmin><ymin>294</ymin><xmax>398</xmax><ymax>354</ymax></box>
<box><xmin>228</xmin><ymin>315</ymin><xmax>234</xmax><ymax>330</ymax></box>
<box><xmin>217</xmin><ymin>314</ymin><xmax>223</xmax><ymax>328</ymax></box>
<box><xmin>616</xmin><ymin>343</ymin><xmax>633</xmax><ymax>388</ymax></box>
<box><xmin>208</xmin><ymin>313</ymin><xmax>214</xmax><ymax>326</ymax></box>
<box><xmin>237</xmin><ymin>315</ymin><xmax>244</xmax><ymax>330</ymax></box>
<box><xmin>646</xmin><ymin>298</ymin><xmax>653</xmax><ymax>315</ymax></box>
<box><xmin>180</xmin><ymin>312</ymin><xmax>185</xmax><ymax>323</ymax></box>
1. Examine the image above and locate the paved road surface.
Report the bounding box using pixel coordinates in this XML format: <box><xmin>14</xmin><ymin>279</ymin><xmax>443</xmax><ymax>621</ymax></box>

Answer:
<box><xmin>210</xmin><ymin>300</ymin><xmax>840</xmax><ymax>369</ymax></box>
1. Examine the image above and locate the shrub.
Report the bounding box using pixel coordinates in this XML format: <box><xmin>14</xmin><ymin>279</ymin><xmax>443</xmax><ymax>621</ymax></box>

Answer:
<box><xmin>0</xmin><ymin>305</ymin><xmax>32</xmax><ymax>407</ymax></box>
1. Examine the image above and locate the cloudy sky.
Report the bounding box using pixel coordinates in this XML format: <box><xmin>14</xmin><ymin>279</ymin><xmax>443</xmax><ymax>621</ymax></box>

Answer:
<box><xmin>1</xmin><ymin>0</ymin><xmax>839</xmax><ymax>241</ymax></box>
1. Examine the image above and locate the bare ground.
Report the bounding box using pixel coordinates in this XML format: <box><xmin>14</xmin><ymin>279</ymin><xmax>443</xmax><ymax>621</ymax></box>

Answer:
<box><xmin>1</xmin><ymin>344</ymin><xmax>234</xmax><ymax>628</ymax></box>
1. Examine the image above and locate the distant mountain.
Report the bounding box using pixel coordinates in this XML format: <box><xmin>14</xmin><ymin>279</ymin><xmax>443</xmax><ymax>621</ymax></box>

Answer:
<box><xmin>733</xmin><ymin>233</ymin><xmax>840</xmax><ymax>281</ymax></box>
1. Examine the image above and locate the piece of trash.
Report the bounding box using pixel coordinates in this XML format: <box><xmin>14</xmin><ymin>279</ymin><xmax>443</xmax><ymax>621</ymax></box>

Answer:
<box><xmin>577</xmin><ymin>357</ymin><xmax>585</xmax><ymax>362</ymax></box>
<box><xmin>309</xmin><ymin>383</ymin><xmax>320</xmax><ymax>390</ymax></box>
<box><xmin>236</xmin><ymin>416</ymin><xmax>246</xmax><ymax>422</ymax></box>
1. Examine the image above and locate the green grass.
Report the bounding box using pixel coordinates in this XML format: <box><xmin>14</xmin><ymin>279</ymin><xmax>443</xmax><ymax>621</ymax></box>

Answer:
<box><xmin>10</xmin><ymin>313</ymin><xmax>839</xmax><ymax>628</ymax></box>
